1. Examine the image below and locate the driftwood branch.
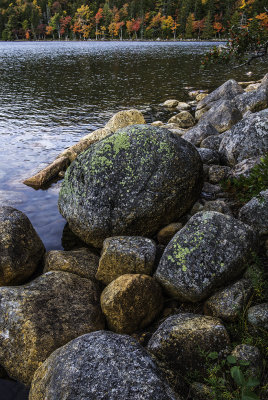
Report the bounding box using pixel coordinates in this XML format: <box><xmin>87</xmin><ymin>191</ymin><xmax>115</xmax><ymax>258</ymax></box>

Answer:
<box><xmin>232</xmin><ymin>41</ymin><xmax>268</xmax><ymax>69</ymax></box>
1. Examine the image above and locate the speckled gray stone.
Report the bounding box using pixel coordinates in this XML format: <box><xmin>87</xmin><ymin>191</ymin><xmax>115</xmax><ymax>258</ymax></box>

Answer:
<box><xmin>197</xmin><ymin>148</ymin><xmax>220</xmax><ymax>165</ymax></box>
<box><xmin>219</xmin><ymin>109</ymin><xmax>268</xmax><ymax>166</ymax></box>
<box><xmin>147</xmin><ymin>313</ymin><xmax>230</xmax><ymax>373</ymax></box>
<box><xmin>234</xmin><ymin>85</ymin><xmax>268</xmax><ymax>114</ymax></box>
<box><xmin>29</xmin><ymin>331</ymin><xmax>179</xmax><ymax>400</ymax></box>
<box><xmin>182</xmin><ymin>121</ymin><xmax>219</xmax><ymax>146</ymax></box>
<box><xmin>248</xmin><ymin>303</ymin><xmax>268</xmax><ymax>329</ymax></box>
<box><xmin>239</xmin><ymin>190</ymin><xmax>268</xmax><ymax>235</ymax></box>
<box><xmin>231</xmin><ymin>344</ymin><xmax>262</xmax><ymax>377</ymax></box>
<box><xmin>155</xmin><ymin>211</ymin><xmax>257</xmax><ymax>302</ymax></box>
<box><xmin>0</xmin><ymin>207</ymin><xmax>45</xmax><ymax>286</ymax></box>
<box><xmin>58</xmin><ymin>125</ymin><xmax>203</xmax><ymax>248</ymax></box>
<box><xmin>199</xmin><ymin>100</ymin><xmax>242</xmax><ymax>133</ymax></box>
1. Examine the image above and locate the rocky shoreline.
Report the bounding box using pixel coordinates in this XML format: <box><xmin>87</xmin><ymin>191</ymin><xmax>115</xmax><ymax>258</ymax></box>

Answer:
<box><xmin>0</xmin><ymin>73</ymin><xmax>267</xmax><ymax>399</ymax></box>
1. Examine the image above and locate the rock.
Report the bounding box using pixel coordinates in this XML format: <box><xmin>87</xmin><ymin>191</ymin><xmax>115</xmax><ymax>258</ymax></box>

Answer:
<box><xmin>154</xmin><ymin>211</ymin><xmax>257</xmax><ymax>302</ymax></box>
<box><xmin>198</xmin><ymin>148</ymin><xmax>220</xmax><ymax>165</ymax></box>
<box><xmin>0</xmin><ymin>207</ymin><xmax>45</xmax><ymax>286</ymax></box>
<box><xmin>188</xmin><ymin>90</ymin><xmax>200</xmax><ymax>98</ymax></box>
<box><xmin>168</xmin><ymin>111</ymin><xmax>195</xmax><ymax>128</ymax></box>
<box><xmin>96</xmin><ymin>236</ymin><xmax>156</xmax><ymax>285</ymax></box>
<box><xmin>195</xmin><ymin>108</ymin><xmax>207</xmax><ymax>120</ymax></box>
<box><xmin>105</xmin><ymin>109</ymin><xmax>146</xmax><ymax>133</ymax></box>
<box><xmin>202</xmin><ymin>182</ymin><xmax>222</xmax><ymax>196</ymax></box>
<box><xmin>44</xmin><ymin>248</ymin><xmax>99</xmax><ymax>280</ymax></box>
<box><xmin>239</xmin><ymin>190</ymin><xmax>268</xmax><ymax>235</ymax></box>
<box><xmin>204</xmin><ymin>279</ymin><xmax>253</xmax><ymax>321</ymax></box>
<box><xmin>157</xmin><ymin>223</ymin><xmax>183</xmax><ymax>245</ymax></box>
<box><xmin>59</xmin><ymin>125</ymin><xmax>203</xmax><ymax>248</ymax></box>
<box><xmin>231</xmin><ymin>344</ymin><xmax>262</xmax><ymax>377</ymax></box>
<box><xmin>196</xmin><ymin>79</ymin><xmax>244</xmax><ymax>112</ymax></box>
<box><xmin>200</xmin><ymin>134</ymin><xmax>223</xmax><ymax>151</ymax></box>
<box><xmin>100</xmin><ymin>274</ymin><xmax>163</xmax><ymax>334</ymax></box>
<box><xmin>29</xmin><ymin>331</ymin><xmax>178</xmax><ymax>400</ymax></box>
<box><xmin>182</xmin><ymin>121</ymin><xmax>219</xmax><ymax>146</ymax></box>
<box><xmin>219</xmin><ymin>109</ymin><xmax>268</xmax><ymax>166</ymax></box>
<box><xmin>190</xmin><ymin>201</ymin><xmax>204</xmax><ymax>215</ymax></box>
<box><xmin>190</xmin><ymin>382</ymin><xmax>214</xmax><ymax>400</ymax></box>
<box><xmin>248</xmin><ymin>303</ymin><xmax>268</xmax><ymax>329</ymax></box>
<box><xmin>176</xmin><ymin>102</ymin><xmax>191</xmax><ymax>111</ymax></box>
<box><xmin>168</xmin><ymin>128</ymin><xmax>187</xmax><ymax>137</ymax></box>
<box><xmin>245</xmin><ymin>83</ymin><xmax>261</xmax><ymax>92</ymax></box>
<box><xmin>199</xmin><ymin>100</ymin><xmax>242</xmax><ymax>133</ymax></box>
<box><xmin>147</xmin><ymin>313</ymin><xmax>230</xmax><ymax>373</ymax></box>
<box><xmin>202</xmin><ymin>200</ymin><xmax>232</xmax><ymax>216</ymax></box>
<box><xmin>208</xmin><ymin>165</ymin><xmax>231</xmax><ymax>184</ymax></box>
<box><xmin>231</xmin><ymin>157</ymin><xmax>261</xmax><ymax>178</ymax></box>
<box><xmin>196</xmin><ymin>93</ymin><xmax>208</xmax><ymax>102</ymax></box>
<box><xmin>151</xmin><ymin>121</ymin><xmax>164</xmax><ymax>126</ymax></box>
<box><xmin>0</xmin><ymin>271</ymin><xmax>104</xmax><ymax>385</ymax></box>
<box><xmin>163</xmin><ymin>99</ymin><xmax>179</xmax><ymax>108</ymax></box>
<box><xmin>234</xmin><ymin>86</ymin><xmax>268</xmax><ymax>115</ymax></box>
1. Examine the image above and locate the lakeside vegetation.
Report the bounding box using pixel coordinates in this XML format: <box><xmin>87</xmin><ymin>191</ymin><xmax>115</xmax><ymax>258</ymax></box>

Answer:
<box><xmin>0</xmin><ymin>0</ymin><xmax>267</xmax><ymax>41</ymax></box>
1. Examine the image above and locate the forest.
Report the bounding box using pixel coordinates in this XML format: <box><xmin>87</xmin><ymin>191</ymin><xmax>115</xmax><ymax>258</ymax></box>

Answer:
<box><xmin>0</xmin><ymin>0</ymin><xmax>267</xmax><ymax>41</ymax></box>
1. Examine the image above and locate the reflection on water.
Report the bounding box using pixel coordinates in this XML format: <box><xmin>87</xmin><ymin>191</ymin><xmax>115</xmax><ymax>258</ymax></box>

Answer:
<box><xmin>0</xmin><ymin>41</ymin><xmax>266</xmax><ymax>249</ymax></box>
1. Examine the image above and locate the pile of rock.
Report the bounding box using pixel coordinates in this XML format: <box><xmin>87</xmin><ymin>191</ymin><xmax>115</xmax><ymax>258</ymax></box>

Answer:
<box><xmin>1</xmin><ymin>73</ymin><xmax>267</xmax><ymax>399</ymax></box>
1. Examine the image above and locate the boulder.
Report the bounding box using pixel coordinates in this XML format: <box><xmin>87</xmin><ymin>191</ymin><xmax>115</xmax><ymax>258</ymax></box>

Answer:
<box><xmin>248</xmin><ymin>303</ymin><xmax>268</xmax><ymax>329</ymax></box>
<box><xmin>163</xmin><ymin>99</ymin><xmax>179</xmax><ymax>108</ymax></box>
<box><xmin>196</xmin><ymin>93</ymin><xmax>208</xmax><ymax>102</ymax></box>
<box><xmin>151</xmin><ymin>121</ymin><xmax>164</xmax><ymax>127</ymax></box>
<box><xmin>231</xmin><ymin>157</ymin><xmax>261</xmax><ymax>179</ymax></box>
<box><xmin>0</xmin><ymin>207</ymin><xmax>45</xmax><ymax>286</ymax></box>
<box><xmin>44</xmin><ymin>247</ymin><xmax>99</xmax><ymax>280</ymax></box>
<box><xmin>0</xmin><ymin>271</ymin><xmax>104</xmax><ymax>385</ymax></box>
<box><xmin>195</xmin><ymin>108</ymin><xmax>207</xmax><ymax>120</ymax></box>
<box><xmin>147</xmin><ymin>313</ymin><xmax>230</xmax><ymax>373</ymax></box>
<box><xmin>199</xmin><ymin>100</ymin><xmax>242</xmax><ymax>133</ymax></box>
<box><xmin>204</xmin><ymin>279</ymin><xmax>253</xmax><ymax>321</ymax></box>
<box><xmin>202</xmin><ymin>200</ymin><xmax>232</xmax><ymax>216</ymax></box>
<box><xmin>176</xmin><ymin>102</ymin><xmax>191</xmax><ymax>111</ymax></box>
<box><xmin>239</xmin><ymin>190</ymin><xmax>268</xmax><ymax>235</ymax></box>
<box><xmin>244</xmin><ymin>83</ymin><xmax>261</xmax><ymax>92</ymax></box>
<box><xmin>59</xmin><ymin>125</ymin><xmax>203</xmax><ymax>248</ymax></box>
<box><xmin>157</xmin><ymin>223</ymin><xmax>183</xmax><ymax>245</ymax></box>
<box><xmin>231</xmin><ymin>344</ymin><xmax>262</xmax><ymax>378</ymax></box>
<box><xmin>219</xmin><ymin>109</ymin><xmax>268</xmax><ymax>166</ymax></box>
<box><xmin>182</xmin><ymin>121</ymin><xmax>219</xmax><ymax>146</ymax></box>
<box><xmin>200</xmin><ymin>134</ymin><xmax>222</xmax><ymax>151</ymax></box>
<box><xmin>196</xmin><ymin>79</ymin><xmax>244</xmax><ymax>112</ymax></box>
<box><xmin>100</xmin><ymin>274</ymin><xmax>163</xmax><ymax>334</ymax></box>
<box><xmin>198</xmin><ymin>148</ymin><xmax>220</xmax><ymax>165</ymax></box>
<box><xmin>96</xmin><ymin>236</ymin><xmax>156</xmax><ymax>285</ymax></box>
<box><xmin>168</xmin><ymin>111</ymin><xmax>195</xmax><ymax>128</ymax></box>
<box><xmin>154</xmin><ymin>211</ymin><xmax>257</xmax><ymax>302</ymax></box>
<box><xmin>29</xmin><ymin>331</ymin><xmax>178</xmax><ymax>400</ymax></box>
<box><xmin>105</xmin><ymin>109</ymin><xmax>146</xmax><ymax>133</ymax></box>
<box><xmin>208</xmin><ymin>165</ymin><xmax>231</xmax><ymax>184</ymax></box>
<box><xmin>234</xmin><ymin>85</ymin><xmax>268</xmax><ymax>115</ymax></box>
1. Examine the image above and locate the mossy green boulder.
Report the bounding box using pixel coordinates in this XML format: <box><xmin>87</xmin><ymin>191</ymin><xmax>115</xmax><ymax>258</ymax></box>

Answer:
<box><xmin>58</xmin><ymin>124</ymin><xmax>203</xmax><ymax>248</ymax></box>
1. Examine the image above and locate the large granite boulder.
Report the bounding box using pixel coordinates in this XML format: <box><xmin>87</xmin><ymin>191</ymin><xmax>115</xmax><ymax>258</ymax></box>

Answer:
<box><xmin>29</xmin><ymin>331</ymin><xmax>178</xmax><ymax>400</ymax></box>
<box><xmin>147</xmin><ymin>313</ymin><xmax>230</xmax><ymax>373</ymax></box>
<box><xmin>0</xmin><ymin>207</ymin><xmax>45</xmax><ymax>286</ymax></box>
<box><xmin>155</xmin><ymin>211</ymin><xmax>257</xmax><ymax>302</ymax></box>
<box><xmin>100</xmin><ymin>274</ymin><xmax>163</xmax><ymax>334</ymax></box>
<box><xmin>59</xmin><ymin>125</ymin><xmax>203</xmax><ymax>248</ymax></box>
<box><xmin>219</xmin><ymin>109</ymin><xmax>268</xmax><ymax>166</ymax></box>
<box><xmin>0</xmin><ymin>271</ymin><xmax>104</xmax><ymax>385</ymax></box>
<box><xmin>199</xmin><ymin>100</ymin><xmax>242</xmax><ymax>133</ymax></box>
<box><xmin>234</xmin><ymin>85</ymin><xmax>268</xmax><ymax>115</ymax></box>
<box><xmin>96</xmin><ymin>236</ymin><xmax>156</xmax><ymax>285</ymax></box>
<box><xmin>239</xmin><ymin>190</ymin><xmax>268</xmax><ymax>235</ymax></box>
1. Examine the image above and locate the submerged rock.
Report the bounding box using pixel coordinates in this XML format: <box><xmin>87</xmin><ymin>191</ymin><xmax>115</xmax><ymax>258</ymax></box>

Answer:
<box><xmin>29</xmin><ymin>331</ymin><xmax>178</xmax><ymax>400</ymax></box>
<box><xmin>0</xmin><ymin>271</ymin><xmax>104</xmax><ymax>385</ymax></box>
<box><xmin>100</xmin><ymin>274</ymin><xmax>163</xmax><ymax>334</ymax></box>
<box><xmin>155</xmin><ymin>211</ymin><xmax>256</xmax><ymax>302</ymax></box>
<box><xmin>0</xmin><ymin>207</ymin><xmax>45</xmax><ymax>286</ymax></box>
<box><xmin>59</xmin><ymin>125</ymin><xmax>203</xmax><ymax>248</ymax></box>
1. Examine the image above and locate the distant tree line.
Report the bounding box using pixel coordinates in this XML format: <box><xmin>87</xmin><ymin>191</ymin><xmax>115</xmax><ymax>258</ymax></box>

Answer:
<box><xmin>0</xmin><ymin>0</ymin><xmax>267</xmax><ymax>41</ymax></box>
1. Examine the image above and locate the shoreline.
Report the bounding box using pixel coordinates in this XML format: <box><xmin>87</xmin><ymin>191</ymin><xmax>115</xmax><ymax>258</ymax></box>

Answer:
<box><xmin>0</xmin><ymin>38</ymin><xmax>227</xmax><ymax>43</ymax></box>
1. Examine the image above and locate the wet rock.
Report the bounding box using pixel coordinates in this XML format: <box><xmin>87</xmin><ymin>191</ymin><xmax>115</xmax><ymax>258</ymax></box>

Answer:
<box><xmin>29</xmin><ymin>331</ymin><xmax>178</xmax><ymax>400</ymax></box>
<box><xmin>100</xmin><ymin>274</ymin><xmax>163</xmax><ymax>334</ymax></box>
<box><xmin>59</xmin><ymin>125</ymin><xmax>203</xmax><ymax>248</ymax></box>
<box><xmin>168</xmin><ymin>111</ymin><xmax>195</xmax><ymax>128</ymax></box>
<box><xmin>151</xmin><ymin>120</ymin><xmax>164</xmax><ymax>126</ymax></box>
<box><xmin>198</xmin><ymin>148</ymin><xmax>220</xmax><ymax>165</ymax></box>
<box><xmin>163</xmin><ymin>99</ymin><xmax>179</xmax><ymax>108</ymax></box>
<box><xmin>147</xmin><ymin>313</ymin><xmax>230</xmax><ymax>373</ymax></box>
<box><xmin>200</xmin><ymin>134</ymin><xmax>223</xmax><ymax>151</ymax></box>
<box><xmin>196</xmin><ymin>93</ymin><xmax>208</xmax><ymax>102</ymax></box>
<box><xmin>0</xmin><ymin>207</ymin><xmax>45</xmax><ymax>286</ymax></box>
<box><xmin>208</xmin><ymin>165</ymin><xmax>231</xmax><ymax>184</ymax></box>
<box><xmin>44</xmin><ymin>248</ymin><xmax>99</xmax><ymax>280</ymax></box>
<box><xmin>202</xmin><ymin>200</ymin><xmax>232</xmax><ymax>216</ymax></box>
<box><xmin>0</xmin><ymin>271</ymin><xmax>104</xmax><ymax>385</ymax></box>
<box><xmin>204</xmin><ymin>279</ymin><xmax>253</xmax><ymax>321</ymax></box>
<box><xmin>176</xmin><ymin>102</ymin><xmax>191</xmax><ymax>111</ymax></box>
<box><xmin>196</xmin><ymin>79</ymin><xmax>244</xmax><ymax>112</ymax></box>
<box><xmin>231</xmin><ymin>157</ymin><xmax>261</xmax><ymax>178</ymax></box>
<box><xmin>182</xmin><ymin>121</ymin><xmax>219</xmax><ymax>146</ymax></box>
<box><xmin>239</xmin><ymin>190</ymin><xmax>268</xmax><ymax>235</ymax></box>
<box><xmin>157</xmin><ymin>223</ymin><xmax>183</xmax><ymax>245</ymax></box>
<box><xmin>248</xmin><ymin>303</ymin><xmax>268</xmax><ymax>329</ymax></box>
<box><xmin>96</xmin><ymin>236</ymin><xmax>156</xmax><ymax>285</ymax></box>
<box><xmin>155</xmin><ymin>211</ymin><xmax>256</xmax><ymax>302</ymax></box>
<box><xmin>105</xmin><ymin>109</ymin><xmax>146</xmax><ymax>133</ymax></box>
<box><xmin>219</xmin><ymin>109</ymin><xmax>268</xmax><ymax>166</ymax></box>
<box><xmin>231</xmin><ymin>344</ymin><xmax>262</xmax><ymax>378</ymax></box>
<box><xmin>199</xmin><ymin>100</ymin><xmax>242</xmax><ymax>133</ymax></box>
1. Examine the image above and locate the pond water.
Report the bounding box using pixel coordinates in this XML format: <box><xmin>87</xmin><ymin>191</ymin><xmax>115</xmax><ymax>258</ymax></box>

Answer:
<box><xmin>0</xmin><ymin>40</ymin><xmax>267</xmax><ymax>250</ymax></box>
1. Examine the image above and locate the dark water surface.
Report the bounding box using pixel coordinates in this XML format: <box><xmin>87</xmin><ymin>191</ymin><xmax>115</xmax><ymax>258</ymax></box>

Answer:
<box><xmin>0</xmin><ymin>41</ymin><xmax>267</xmax><ymax>250</ymax></box>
